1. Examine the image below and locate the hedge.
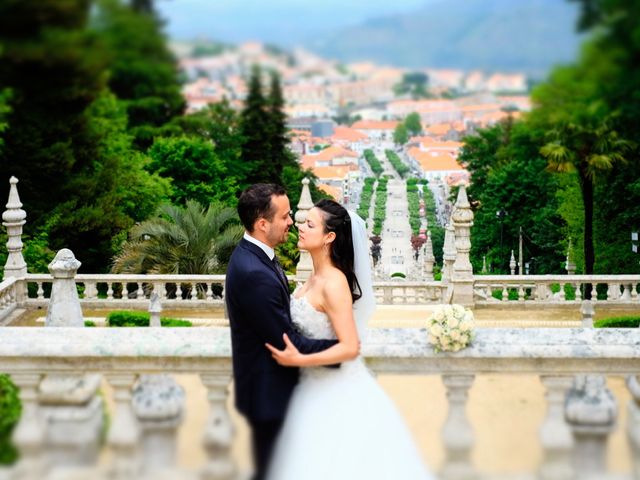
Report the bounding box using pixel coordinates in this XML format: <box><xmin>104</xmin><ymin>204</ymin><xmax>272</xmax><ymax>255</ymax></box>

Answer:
<box><xmin>385</xmin><ymin>150</ymin><xmax>410</xmax><ymax>178</ymax></box>
<box><xmin>594</xmin><ymin>316</ymin><xmax>640</xmax><ymax>328</ymax></box>
<box><xmin>107</xmin><ymin>311</ymin><xmax>192</xmax><ymax>327</ymax></box>
<box><xmin>363</xmin><ymin>149</ymin><xmax>383</xmax><ymax>176</ymax></box>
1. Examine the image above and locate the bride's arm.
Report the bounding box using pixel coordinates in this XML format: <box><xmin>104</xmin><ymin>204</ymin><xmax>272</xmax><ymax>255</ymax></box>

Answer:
<box><xmin>266</xmin><ymin>276</ymin><xmax>360</xmax><ymax>367</ymax></box>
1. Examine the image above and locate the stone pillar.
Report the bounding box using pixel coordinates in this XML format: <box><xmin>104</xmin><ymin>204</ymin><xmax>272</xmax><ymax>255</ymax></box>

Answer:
<box><xmin>106</xmin><ymin>373</ymin><xmax>141</xmax><ymax>479</ymax></box>
<box><xmin>45</xmin><ymin>249</ymin><xmax>83</xmax><ymax>327</ymax></box>
<box><xmin>132</xmin><ymin>375</ymin><xmax>185</xmax><ymax>473</ymax></box>
<box><xmin>539</xmin><ymin>375</ymin><xmax>574</xmax><ymax>480</ymax></box>
<box><xmin>441</xmin><ymin>222</ymin><xmax>456</xmax><ymax>285</ymax></box>
<box><xmin>149</xmin><ymin>292</ymin><xmax>162</xmax><ymax>327</ymax></box>
<box><xmin>423</xmin><ymin>230</ymin><xmax>435</xmax><ymax>281</ymax></box>
<box><xmin>565</xmin><ymin>375</ymin><xmax>617</xmax><ymax>478</ymax></box>
<box><xmin>200</xmin><ymin>372</ymin><xmax>235</xmax><ymax>480</ymax></box>
<box><xmin>451</xmin><ymin>185</ymin><xmax>474</xmax><ymax>306</ymax></box>
<box><xmin>566</xmin><ymin>239</ymin><xmax>576</xmax><ymax>275</ymax></box>
<box><xmin>580</xmin><ymin>300</ymin><xmax>595</xmax><ymax>328</ymax></box>
<box><xmin>2</xmin><ymin>177</ymin><xmax>27</xmax><ymax>302</ymax></box>
<box><xmin>10</xmin><ymin>373</ymin><xmax>47</xmax><ymax>480</ymax></box>
<box><xmin>626</xmin><ymin>375</ymin><xmax>640</xmax><ymax>479</ymax></box>
<box><xmin>440</xmin><ymin>374</ymin><xmax>475</xmax><ymax>480</ymax></box>
<box><xmin>509</xmin><ymin>250</ymin><xmax>516</xmax><ymax>275</ymax></box>
<box><xmin>40</xmin><ymin>248</ymin><xmax>103</xmax><ymax>468</ymax></box>
<box><xmin>295</xmin><ymin>178</ymin><xmax>314</xmax><ymax>283</ymax></box>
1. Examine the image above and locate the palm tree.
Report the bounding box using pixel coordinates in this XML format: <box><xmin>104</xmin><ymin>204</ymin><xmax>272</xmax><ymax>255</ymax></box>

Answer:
<box><xmin>541</xmin><ymin>120</ymin><xmax>633</xmax><ymax>284</ymax></box>
<box><xmin>113</xmin><ymin>200</ymin><xmax>243</xmax><ymax>275</ymax></box>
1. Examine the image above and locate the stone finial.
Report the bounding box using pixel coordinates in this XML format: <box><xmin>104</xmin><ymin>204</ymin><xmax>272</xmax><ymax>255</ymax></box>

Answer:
<box><xmin>295</xmin><ymin>178</ymin><xmax>314</xmax><ymax>282</ymax></box>
<box><xmin>424</xmin><ymin>230</ymin><xmax>435</xmax><ymax>281</ymax></box>
<box><xmin>441</xmin><ymin>222</ymin><xmax>456</xmax><ymax>284</ymax></box>
<box><xmin>45</xmin><ymin>249</ymin><xmax>83</xmax><ymax>327</ymax></box>
<box><xmin>482</xmin><ymin>255</ymin><xmax>487</xmax><ymax>274</ymax></box>
<box><xmin>566</xmin><ymin>238</ymin><xmax>576</xmax><ymax>275</ymax></box>
<box><xmin>451</xmin><ymin>183</ymin><xmax>474</xmax><ymax>305</ymax></box>
<box><xmin>3</xmin><ymin>176</ymin><xmax>28</xmax><ymax>282</ymax></box>
<box><xmin>149</xmin><ymin>292</ymin><xmax>162</xmax><ymax>327</ymax></box>
<box><xmin>509</xmin><ymin>250</ymin><xmax>516</xmax><ymax>275</ymax></box>
<box><xmin>580</xmin><ymin>300</ymin><xmax>595</xmax><ymax>328</ymax></box>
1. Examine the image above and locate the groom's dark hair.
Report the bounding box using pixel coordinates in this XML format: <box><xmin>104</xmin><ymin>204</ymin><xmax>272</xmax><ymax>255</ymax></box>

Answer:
<box><xmin>238</xmin><ymin>183</ymin><xmax>287</xmax><ymax>232</ymax></box>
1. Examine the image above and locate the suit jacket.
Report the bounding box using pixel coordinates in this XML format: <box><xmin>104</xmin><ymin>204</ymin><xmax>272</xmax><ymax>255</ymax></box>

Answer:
<box><xmin>225</xmin><ymin>238</ymin><xmax>337</xmax><ymax>422</ymax></box>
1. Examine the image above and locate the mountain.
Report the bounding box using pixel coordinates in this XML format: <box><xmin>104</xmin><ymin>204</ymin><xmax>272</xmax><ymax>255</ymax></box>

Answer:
<box><xmin>307</xmin><ymin>0</ymin><xmax>583</xmax><ymax>78</ymax></box>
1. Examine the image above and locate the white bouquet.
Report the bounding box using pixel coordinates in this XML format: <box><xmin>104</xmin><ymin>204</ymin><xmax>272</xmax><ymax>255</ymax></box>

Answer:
<box><xmin>427</xmin><ymin>304</ymin><xmax>475</xmax><ymax>353</ymax></box>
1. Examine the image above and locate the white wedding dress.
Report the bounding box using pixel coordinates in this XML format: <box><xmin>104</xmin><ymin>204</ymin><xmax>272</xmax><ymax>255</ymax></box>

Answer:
<box><xmin>266</xmin><ymin>293</ymin><xmax>435</xmax><ymax>480</ymax></box>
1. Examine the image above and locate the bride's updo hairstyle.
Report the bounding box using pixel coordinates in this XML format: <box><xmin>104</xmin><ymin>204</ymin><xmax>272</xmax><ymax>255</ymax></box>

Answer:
<box><xmin>314</xmin><ymin>199</ymin><xmax>362</xmax><ymax>303</ymax></box>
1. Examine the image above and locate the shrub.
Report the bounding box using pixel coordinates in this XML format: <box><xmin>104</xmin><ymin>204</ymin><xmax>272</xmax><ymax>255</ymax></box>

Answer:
<box><xmin>84</xmin><ymin>320</ymin><xmax>96</xmax><ymax>327</ymax></box>
<box><xmin>0</xmin><ymin>375</ymin><xmax>20</xmax><ymax>466</ymax></box>
<box><xmin>106</xmin><ymin>311</ymin><xmax>192</xmax><ymax>327</ymax></box>
<box><xmin>391</xmin><ymin>272</ymin><xmax>406</xmax><ymax>278</ymax></box>
<box><xmin>594</xmin><ymin>316</ymin><xmax>640</xmax><ymax>328</ymax></box>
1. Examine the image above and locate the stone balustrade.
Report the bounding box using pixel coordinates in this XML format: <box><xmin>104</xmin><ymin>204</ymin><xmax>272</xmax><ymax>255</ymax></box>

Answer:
<box><xmin>0</xmin><ymin>327</ymin><xmax>639</xmax><ymax>480</ymax></box>
<box><xmin>8</xmin><ymin>273</ymin><xmax>640</xmax><ymax>310</ymax></box>
<box><xmin>473</xmin><ymin>275</ymin><xmax>640</xmax><ymax>305</ymax></box>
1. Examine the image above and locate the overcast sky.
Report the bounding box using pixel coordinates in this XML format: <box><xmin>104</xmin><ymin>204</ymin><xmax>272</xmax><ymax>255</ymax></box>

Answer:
<box><xmin>156</xmin><ymin>0</ymin><xmax>435</xmax><ymax>45</ymax></box>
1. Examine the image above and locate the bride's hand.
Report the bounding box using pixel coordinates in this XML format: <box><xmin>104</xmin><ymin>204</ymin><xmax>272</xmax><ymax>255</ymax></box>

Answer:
<box><xmin>266</xmin><ymin>334</ymin><xmax>302</xmax><ymax>367</ymax></box>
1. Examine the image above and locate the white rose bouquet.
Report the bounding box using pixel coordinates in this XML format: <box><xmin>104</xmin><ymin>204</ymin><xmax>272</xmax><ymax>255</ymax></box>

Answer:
<box><xmin>427</xmin><ymin>304</ymin><xmax>475</xmax><ymax>353</ymax></box>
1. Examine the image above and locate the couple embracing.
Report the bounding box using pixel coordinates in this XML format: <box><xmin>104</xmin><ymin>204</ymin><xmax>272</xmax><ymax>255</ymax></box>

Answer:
<box><xmin>225</xmin><ymin>184</ymin><xmax>434</xmax><ymax>480</ymax></box>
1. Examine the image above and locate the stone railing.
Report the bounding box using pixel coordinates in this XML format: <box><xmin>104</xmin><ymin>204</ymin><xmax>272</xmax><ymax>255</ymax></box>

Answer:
<box><xmin>9</xmin><ymin>273</ymin><xmax>640</xmax><ymax>311</ymax></box>
<box><xmin>23</xmin><ymin>273</ymin><xmax>228</xmax><ymax>309</ymax></box>
<box><xmin>0</xmin><ymin>327</ymin><xmax>639</xmax><ymax>480</ymax></box>
<box><xmin>0</xmin><ymin>276</ymin><xmax>19</xmax><ymax>323</ymax></box>
<box><xmin>473</xmin><ymin>275</ymin><xmax>640</xmax><ymax>306</ymax></box>
<box><xmin>373</xmin><ymin>280</ymin><xmax>446</xmax><ymax>304</ymax></box>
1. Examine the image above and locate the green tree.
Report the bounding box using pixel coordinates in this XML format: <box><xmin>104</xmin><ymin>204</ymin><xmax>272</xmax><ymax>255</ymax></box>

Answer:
<box><xmin>0</xmin><ymin>0</ymin><xmax>107</xmax><ymax>228</ymax></box>
<box><xmin>266</xmin><ymin>71</ymin><xmax>297</xmax><ymax>182</ymax></box>
<box><xmin>112</xmin><ymin>200</ymin><xmax>243</xmax><ymax>274</ymax></box>
<box><xmin>46</xmin><ymin>92</ymin><xmax>171</xmax><ymax>272</ymax></box>
<box><xmin>148</xmin><ymin>136</ymin><xmax>238</xmax><ymax>207</ymax></box>
<box><xmin>239</xmin><ymin>65</ymin><xmax>272</xmax><ymax>184</ymax></box>
<box><xmin>0</xmin><ymin>374</ymin><xmax>20</xmax><ymax>466</ymax></box>
<box><xmin>393</xmin><ymin>123</ymin><xmax>409</xmax><ymax>145</ymax></box>
<box><xmin>92</xmin><ymin>0</ymin><xmax>185</xmax><ymax>150</ymax></box>
<box><xmin>404</xmin><ymin>112</ymin><xmax>422</xmax><ymax>137</ymax></box>
<box><xmin>170</xmin><ymin>101</ymin><xmax>248</xmax><ymax>187</ymax></box>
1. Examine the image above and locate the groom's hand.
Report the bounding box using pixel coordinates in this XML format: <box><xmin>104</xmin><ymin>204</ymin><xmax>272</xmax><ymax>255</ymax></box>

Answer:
<box><xmin>266</xmin><ymin>334</ymin><xmax>302</xmax><ymax>367</ymax></box>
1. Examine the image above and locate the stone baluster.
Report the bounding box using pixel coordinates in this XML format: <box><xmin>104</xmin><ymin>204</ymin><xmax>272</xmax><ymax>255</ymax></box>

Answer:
<box><xmin>424</xmin><ymin>230</ymin><xmax>435</xmax><ymax>281</ymax></box>
<box><xmin>36</xmin><ymin>281</ymin><xmax>45</xmax><ymax>300</ymax></box>
<box><xmin>2</xmin><ymin>177</ymin><xmax>27</xmax><ymax>303</ymax></box>
<box><xmin>132</xmin><ymin>374</ymin><xmax>185</xmax><ymax>475</ymax></box>
<box><xmin>440</xmin><ymin>374</ymin><xmax>475</xmax><ymax>480</ymax></box>
<box><xmin>626</xmin><ymin>375</ymin><xmax>640</xmax><ymax>479</ymax></box>
<box><xmin>565</xmin><ymin>375</ymin><xmax>617</xmax><ymax>478</ymax></box>
<box><xmin>631</xmin><ymin>283</ymin><xmax>638</xmax><ymax>302</ymax></box>
<box><xmin>136</xmin><ymin>282</ymin><xmax>145</xmax><ymax>299</ymax></box>
<box><xmin>295</xmin><ymin>178</ymin><xmax>314</xmax><ymax>283</ymax></box>
<box><xmin>539</xmin><ymin>375</ymin><xmax>574</xmax><ymax>480</ymax></box>
<box><xmin>442</xmin><ymin>222</ymin><xmax>456</xmax><ymax>285</ymax></box>
<box><xmin>574</xmin><ymin>282</ymin><xmax>583</xmax><ymax>302</ymax></box>
<box><xmin>558</xmin><ymin>283</ymin><xmax>566</xmax><ymax>302</ymax></box>
<box><xmin>200</xmin><ymin>372</ymin><xmax>235</xmax><ymax>480</ymax></box>
<box><xmin>106</xmin><ymin>373</ymin><xmax>141</xmax><ymax>479</ymax></box>
<box><xmin>518</xmin><ymin>284</ymin><xmax>525</xmax><ymax>302</ymax></box>
<box><xmin>40</xmin><ymin>249</ymin><xmax>103</xmax><ymax>468</ymax></box>
<box><xmin>106</xmin><ymin>282</ymin><xmax>114</xmax><ymax>300</ymax></box>
<box><xmin>10</xmin><ymin>373</ymin><xmax>47</xmax><ymax>480</ymax></box>
<box><xmin>83</xmin><ymin>281</ymin><xmax>98</xmax><ymax>300</ymax></box>
<box><xmin>451</xmin><ymin>185</ymin><xmax>474</xmax><ymax>306</ymax></box>
<box><xmin>501</xmin><ymin>284</ymin><xmax>509</xmax><ymax>302</ymax></box>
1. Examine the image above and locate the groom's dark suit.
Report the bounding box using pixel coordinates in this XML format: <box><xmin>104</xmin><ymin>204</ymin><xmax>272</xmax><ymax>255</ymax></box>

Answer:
<box><xmin>225</xmin><ymin>238</ymin><xmax>336</xmax><ymax>479</ymax></box>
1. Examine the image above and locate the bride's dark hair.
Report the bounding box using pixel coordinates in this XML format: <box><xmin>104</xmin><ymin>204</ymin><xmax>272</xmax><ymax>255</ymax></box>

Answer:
<box><xmin>314</xmin><ymin>199</ymin><xmax>362</xmax><ymax>303</ymax></box>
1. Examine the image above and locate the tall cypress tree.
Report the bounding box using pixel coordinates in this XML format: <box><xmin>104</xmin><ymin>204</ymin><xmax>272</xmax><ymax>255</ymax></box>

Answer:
<box><xmin>239</xmin><ymin>65</ymin><xmax>273</xmax><ymax>184</ymax></box>
<box><xmin>267</xmin><ymin>71</ymin><xmax>296</xmax><ymax>182</ymax></box>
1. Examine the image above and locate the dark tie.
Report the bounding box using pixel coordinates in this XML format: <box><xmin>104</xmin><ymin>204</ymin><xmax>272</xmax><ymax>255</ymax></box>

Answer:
<box><xmin>272</xmin><ymin>256</ymin><xmax>288</xmax><ymax>287</ymax></box>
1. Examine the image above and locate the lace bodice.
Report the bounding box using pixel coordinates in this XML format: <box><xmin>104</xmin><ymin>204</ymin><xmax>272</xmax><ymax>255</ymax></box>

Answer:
<box><xmin>290</xmin><ymin>295</ymin><xmax>337</xmax><ymax>340</ymax></box>
<box><xmin>290</xmin><ymin>294</ymin><xmax>366</xmax><ymax>381</ymax></box>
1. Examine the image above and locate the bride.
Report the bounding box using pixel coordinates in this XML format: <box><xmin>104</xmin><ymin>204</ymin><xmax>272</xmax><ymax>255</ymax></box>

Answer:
<box><xmin>265</xmin><ymin>199</ymin><xmax>434</xmax><ymax>480</ymax></box>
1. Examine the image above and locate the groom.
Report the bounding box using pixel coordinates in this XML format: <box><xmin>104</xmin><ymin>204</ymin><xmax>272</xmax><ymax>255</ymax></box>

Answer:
<box><xmin>225</xmin><ymin>183</ymin><xmax>337</xmax><ymax>480</ymax></box>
